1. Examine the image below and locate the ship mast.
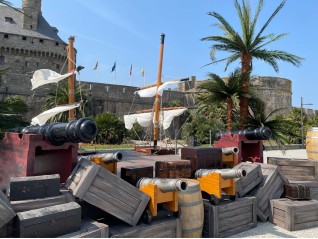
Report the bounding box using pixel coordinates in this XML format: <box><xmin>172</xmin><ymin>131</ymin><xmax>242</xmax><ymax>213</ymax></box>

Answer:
<box><xmin>153</xmin><ymin>33</ymin><xmax>165</xmax><ymax>147</ymax></box>
<box><xmin>68</xmin><ymin>36</ymin><xmax>75</xmax><ymax>121</ymax></box>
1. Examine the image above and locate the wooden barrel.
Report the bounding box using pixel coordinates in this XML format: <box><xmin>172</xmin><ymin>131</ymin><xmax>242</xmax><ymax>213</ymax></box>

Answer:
<box><xmin>177</xmin><ymin>179</ymin><xmax>204</xmax><ymax>238</ymax></box>
<box><xmin>306</xmin><ymin>127</ymin><xmax>318</xmax><ymax>160</ymax></box>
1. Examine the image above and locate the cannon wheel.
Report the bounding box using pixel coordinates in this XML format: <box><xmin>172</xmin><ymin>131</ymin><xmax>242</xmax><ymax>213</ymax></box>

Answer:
<box><xmin>230</xmin><ymin>194</ymin><xmax>236</xmax><ymax>201</ymax></box>
<box><xmin>173</xmin><ymin>208</ymin><xmax>181</xmax><ymax>218</ymax></box>
<box><xmin>209</xmin><ymin>194</ymin><xmax>219</xmax><ymax>205</ymax></box>
<box><xmin>142</xmin><ymin>209</ymin><xmax>152</xmax><ymax>224</ymax></box>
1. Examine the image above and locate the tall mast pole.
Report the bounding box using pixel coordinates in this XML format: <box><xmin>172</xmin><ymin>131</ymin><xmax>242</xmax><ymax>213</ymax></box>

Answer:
<box><xmin>68</xmin><ymin>36</ymin><xmax>75</xmax><ymax>121</ymax></box>
<box><xmin>153</xmin><ymin>33</ymin><xmax>165</xmax><ymax>147</ymax></box>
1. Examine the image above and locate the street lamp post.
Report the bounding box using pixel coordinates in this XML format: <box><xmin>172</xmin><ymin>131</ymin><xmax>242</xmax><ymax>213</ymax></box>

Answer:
<box><xmin>301</xmin><ymin>97</ymin><xmax>313</xmax><ymax>149</ymax></box>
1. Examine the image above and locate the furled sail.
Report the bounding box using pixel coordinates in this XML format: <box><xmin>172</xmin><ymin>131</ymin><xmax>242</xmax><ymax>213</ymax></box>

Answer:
<box><xmin>135</xmin><ymin>80</ymin><xmax>181</xmax><ymax>98</ymax></box>
<box><xmin>31</xmin><ymin>102</ymin><xmax>81</xmax><ymax>126</ymax></box>
<box><xmin>31</xmin><ymin>69</ymin><xmax>75</xmax><ymax>90</ymax></box>
<box><xmin>124</xmin><ymin>108</ymin><xmax>187</xmax><ymax>130</ymax></box>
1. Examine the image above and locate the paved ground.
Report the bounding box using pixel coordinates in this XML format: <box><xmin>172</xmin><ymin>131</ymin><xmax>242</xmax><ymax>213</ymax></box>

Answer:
<box><xmin>105</xmin><ymin>148</ymin><xmax>315</xmax><ymax>238</ymax></box>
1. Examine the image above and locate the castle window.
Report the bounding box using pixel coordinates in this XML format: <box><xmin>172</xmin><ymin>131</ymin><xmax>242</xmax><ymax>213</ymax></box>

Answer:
<box><xmin>55</xmin><ymin>42</ymin><xmax>59</xmax><ymax>46</ymax></box>
<box><xmin>123</xmin><ymin>87</ymin><xmax>126</xmax><ymax>94</ymax></box>
<box><xmin>39</xmin><ymin>39</ymin><xmax>44</xmax><ymax>43</ymax></box>
<box><xmin>56</xmin><ymin>64</ymin><xmax>60</xmax><ymax>70</ymax></box>
<box><xmin>30</xmin><ymin>25</ymin><xmax>33</xmax><ymax>29</ymax></box>
<box><xmin>0</xmin><ymin>56</ymin><xmax>5</xmax><ymax>65</ymax></box>
<box><xmin>5</xmin><ymin>17</ymin><xmax>13</xmax><ymax>23</ymax></box>
<box><xmin>4</xmin><ymin>34</ymin><xmax>8</xmax><ymax>39</ymax></box>
<box><xmin>22</xmin><ymin>36</ymin><xmax>27</xmax><ymax>41</ymax></box>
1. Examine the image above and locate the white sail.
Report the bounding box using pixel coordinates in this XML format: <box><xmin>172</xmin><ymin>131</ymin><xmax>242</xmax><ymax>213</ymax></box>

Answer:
<box><xmin>31</xmin><ymin>69</ymin><xmax>75</xmax><ymax>90</ymax></box>
<box><xmin>31</xmin><ymin>102</ymin><xmax>81</xmax><ymax>126</ymax></box>
<box><xmin>124</xmin><ymin>108</ymin><xmax>187</xmax><ymax>130</ymax></box>
<box><xmin>135</xmin><ymin>80</ymin><xmax>181</xmax><ymax>98</ymax></box>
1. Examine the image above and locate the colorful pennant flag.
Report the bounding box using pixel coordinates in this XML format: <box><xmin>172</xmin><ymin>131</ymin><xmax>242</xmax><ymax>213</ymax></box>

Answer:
<box><xmin>141</xmin><ymin>67</ymin><xmax>145</xmax><ymax>77</ymax></box>
<box><xmin>111</xmin><ymin>61</ymin><xmax>116</xmax><ymax>72</ymax></box>
<box><xmin>130</xmin><ymin>64</ymin><xmax>132</xmax><ymax>76</ymax></box>
<box><xmin>93</xmin><ymin>60</ymin><xmax>98</xmax><ymax>70</ymax></box>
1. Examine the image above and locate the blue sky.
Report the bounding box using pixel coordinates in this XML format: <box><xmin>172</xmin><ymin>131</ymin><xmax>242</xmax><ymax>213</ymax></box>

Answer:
<box><xmin>8</xmin><ymin>0</ymin><xmax>318</xmax><ymax>109</ymax></box>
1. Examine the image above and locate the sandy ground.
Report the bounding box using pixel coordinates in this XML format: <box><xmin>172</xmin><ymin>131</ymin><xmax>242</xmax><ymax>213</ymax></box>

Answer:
<box><xmin>107</xmin><ymin>148</ymin><xmax>316</xmax><ymax>238</ymax></box>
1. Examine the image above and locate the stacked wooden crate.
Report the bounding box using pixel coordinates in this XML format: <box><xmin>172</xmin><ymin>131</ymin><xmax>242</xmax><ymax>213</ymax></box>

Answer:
<box><xmin>203</xmin><ymin>197</ymin><xmax>257</xmax><ymax>238</ymax></box>
<box><xmin>268</xmin><ymin>157</ymin><xmax>318</xmax><ymax>231</ymax></box>
<box><xmin>268</xmin><ymin>157</ymin><xmax>318</xmax><ymax>199</ymax></box>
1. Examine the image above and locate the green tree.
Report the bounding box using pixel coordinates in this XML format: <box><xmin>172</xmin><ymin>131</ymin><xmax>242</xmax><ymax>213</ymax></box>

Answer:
<box><xmin>201</xmin><ymin>0</ymin><xmax>303</xmax><ymax>128</ymax></box>
<box><xmin>197</xmin><ymin>69</ymin><xmax>247</xmax><ymax>131</ymax></box>
<box><xmin>93</xmin><ymin>112</ymin><xmax>126</xmax><ymax>144</ymax></box>
<box><xmin>0</xmin><ymin>96</ymin><xmax>29</xmax><ymax>138</ymax></box>
<box><xmin>41</xmin><ymin>80</ymin><xmax>90</xmax><ymax>123</ymax></box>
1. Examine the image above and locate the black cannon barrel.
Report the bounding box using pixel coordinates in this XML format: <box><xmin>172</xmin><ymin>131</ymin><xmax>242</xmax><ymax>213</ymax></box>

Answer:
<box><xmin>22</xmin><ymin>117</ymin><xmax>98</xmax><ymax>146</ymax></box>
<box><xmin>215</xmin><ymin>127</ymin><xmax>271</xmax><ymax>141</ymax></box>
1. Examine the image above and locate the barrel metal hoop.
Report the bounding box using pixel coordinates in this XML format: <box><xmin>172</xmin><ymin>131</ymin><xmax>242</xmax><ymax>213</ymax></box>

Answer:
<box><xmin>178</xmin><ymin>200</ymin><xmax>202</xmax><ymax>207</ymax></box>
<box><xmin>182</xmin><ymin>225</ymin><xmax>204</xmax><ymax>234</ymax></box>
<box><xmin>306</xmin><ymin>150</ymin><xmax>318</xmax><ymax>153</ymax></box>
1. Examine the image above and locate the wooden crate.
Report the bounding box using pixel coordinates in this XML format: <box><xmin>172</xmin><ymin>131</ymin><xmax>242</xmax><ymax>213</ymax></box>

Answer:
<box><xmin>268</xmin><ymin>157</ymin><xmax>318</xmax><ymax>181</ymax></box>
<box><xmin>155</xmin><ymin>160</ymin><xmax>191</xmax><ymax>178</ymax></box>
<box><xmin>58</xmin><ymin>218</ymin><xmax>109</xmax><ymax>238</ymax></box>
<box><xmin>16</xmin><ymin>202</ymin><xmax>81</xmax><ymax>238</ymax></box>
<box><xmin>233</xmin><ymin>162</ymin><xmax>263</xmax><ymax>197</ymax></box>
<box><xmin>0</xmin><ymin>224</ymin><xmax>7</xmax><ymax>238</ymax></box>
<box><xmin>181</xmin><ymin>147</ymin><xmax>222</xmax><ymax>176</ymax></box>
<box><xmin>9</xmin><ymin>174</ymin><xmax>60</xmax><ymax>201</ymax></box>
<box><xmin>270</xmin><ymin>198</ymin><xmax>318</xmax><ymax>231</ymax></box>
<box><xmin>11</xmin><ymin>189</ymin><xmax>75</xmax><ymax>212</ymax></box>
<box><xmin>247</xmin><ymin>163</ymin><xmax>289</xmax><ymax>222</ymax></box>
<box><xmin>109</xmin><ymin>217</ymin><xmax>182</xmax><ymax>238</ymax></box>
<box><xmin>65</xmin><ymin>158</ymin><xmax>150</xmax><ymax>226</ymax></box>
<box><xmin>289</xmin><ymin>180</ymin><xmax>318</xmax><ymax>200</ymax></box>
<box><xmin>203</xmin><ymin>197</ymin><xmax>257</xmax><ymax>238</ymax></box>
<box><xmin>0</xmin><ymin>190</ymin><xmax>15</xmax><ymax>229</ymax></box>
<box><xmin>121</xmin><ymin>166</ymin><xmax>153</xmax><ymax>186</ymax></box>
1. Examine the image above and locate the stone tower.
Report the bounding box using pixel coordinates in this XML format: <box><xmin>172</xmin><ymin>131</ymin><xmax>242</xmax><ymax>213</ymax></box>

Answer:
<box><xmin>22</xmin><ymin>0</ymin><xmax>42</xmax><ymax>30</ymax></box>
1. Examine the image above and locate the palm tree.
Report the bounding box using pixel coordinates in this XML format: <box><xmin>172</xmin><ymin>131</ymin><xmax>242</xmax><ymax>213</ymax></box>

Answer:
<box><xmin>41</xmin><ymin>80</ymin><xmax>90</xmax><ymax>123</ymax></box>
<box><xmin>197</xmin><ymin>69</ymin><xmax>247</xmax><ymax>131</ymax></box>
<box><xmin>247</xmin><ymin>97</ymin><xmax>299</xmax><ymax>147</ymax></box>
<box><xmin>201</xmin><ymin>0</ymin><xmax>303</xmax><ymax>128</ymax></box>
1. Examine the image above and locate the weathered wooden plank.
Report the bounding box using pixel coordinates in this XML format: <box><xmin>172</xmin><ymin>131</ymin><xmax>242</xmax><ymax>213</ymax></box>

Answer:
<box><xmin>268</xmin><ymin>157</ymin><xmax>318</xmax><ymax>181</ymax></box>
<box><xmin>233</xmin><ymin>163</ymin><xmax>263</xmax><ymax>197</ymax></box>
<box><xmin>109</xmin><ymin>217</ymin><xmax>181</xmax><ymax>238</ymax></box>
<box><xmin>8</xmin><ymin>174</ymin><xmax>60</xmax><ymax>201</ymax></box>
<box><xmin>16</xmin><ymin>202</ymin><xmax>81</xmax><ymax>238</ymax></box>
<box><xmin>248</xmin><ymin>163</ymin><xmax>288</xmax><ymax>222</ymax></box>
<box><xmin>57</xmin><ymin>218</ymin><xmax>109</xmax><ymax>238</ymax></box>
<box><xmin>66</xmin><ymin>158</ymin><xmax>150</xmax><ymax>226</ymax></box>
<box><xmin>11</xmin><ymin>190</ymin><xmax>75</xmax><ymax>212</ymax></box>
<box><xmin>203</xmin><ymin>197</ymin><xmax>257</xmax><ymax>238</ymax></box>
<box><xmin>0</xmin><ymin>190</ymin><xmax>15</xmax><ymax>229</ymax></box>
<box><xmin>270</xmin><ymin>198</ymin><xmax>318</xmax><ymax>231</ymax></box>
